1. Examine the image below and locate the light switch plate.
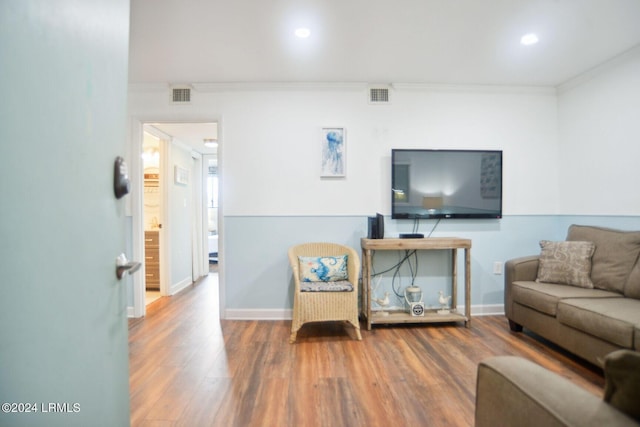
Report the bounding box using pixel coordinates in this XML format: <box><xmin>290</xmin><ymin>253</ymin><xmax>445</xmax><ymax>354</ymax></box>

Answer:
<box><xmin>493</xmin><ymin>261</ymin><xmax>503</xmax><ymax>275</ymax></box>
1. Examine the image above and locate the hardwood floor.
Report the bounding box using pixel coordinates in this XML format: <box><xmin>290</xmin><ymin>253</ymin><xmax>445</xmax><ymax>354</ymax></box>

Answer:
<box><xmin>129</xmin><ymin>273</ymin><xmax>604</xmax><ymax>427</ymax></box>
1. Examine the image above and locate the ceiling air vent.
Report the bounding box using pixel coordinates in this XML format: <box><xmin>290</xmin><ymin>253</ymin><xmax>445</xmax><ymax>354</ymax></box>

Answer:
<box><xmin>171</xmin><ymin>86</ymin><xmax>191</xmax><ymax>104</ymax></box>
<box><xmin>369</xmin><ymin>86</ymin><xmax>390</xmax><ymax>104</ymax></box>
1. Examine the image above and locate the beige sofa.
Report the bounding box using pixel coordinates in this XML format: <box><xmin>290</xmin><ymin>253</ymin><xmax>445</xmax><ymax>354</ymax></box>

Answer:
<box><xmin>475</xmin><ymin>350</ymin><xmax>640</xmax><ymax>426</ymax></box>
<box><xmin>505</xmin><ymin>225</ymin><xmax>640</xmax><ymax>367</ymax></box>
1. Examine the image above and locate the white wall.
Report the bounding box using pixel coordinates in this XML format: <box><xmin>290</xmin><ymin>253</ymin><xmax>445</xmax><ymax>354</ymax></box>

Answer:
<box><xmin>129</xmin><ymin>84</ymin><xmax>560</xmax><ymax>315</ymax></box>
<box><xmin>558</xmin><ymin>46</ymin><xmax>640</xmax><ymax>215</ymax></box>
<box><xmin>128</xmin><ymin>53</ymin><xmax>639</xmax><ymax>315</ymax></box>
<box><xmin>167</xmin><ymin>142</ymin><xmax>194</xmax><ymax>292</ymax></box>
<box><xmin>129</xmin><ymin>85</ymin><xmax>558</xmax><ymax>216</ymax></box>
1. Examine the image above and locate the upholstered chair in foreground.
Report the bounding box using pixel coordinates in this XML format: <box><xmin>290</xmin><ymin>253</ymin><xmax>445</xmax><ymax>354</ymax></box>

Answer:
<box><xmin>475</xmin><ymin>350</ymin><xmax>640</xmax><ymax>426</ymax></box>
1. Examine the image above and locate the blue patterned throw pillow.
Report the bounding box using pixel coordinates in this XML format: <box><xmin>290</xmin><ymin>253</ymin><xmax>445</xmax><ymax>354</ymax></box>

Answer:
<box><xmin>298</xmin><ymin>255</ymin><xmax>348</xmax><ymax>282</ymax></box>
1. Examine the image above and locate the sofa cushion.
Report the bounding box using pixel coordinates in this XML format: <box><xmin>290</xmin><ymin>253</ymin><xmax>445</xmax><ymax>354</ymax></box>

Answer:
<box><xmin>624</xmin><ymin>261</ymin><xmax>640</xmax><ymax>299</ymax></box>
<box><xmin>300</xmin><ymin>280</ymin><xmax>354</xmax><ymax>292</ymax></box>
<box><xmin>567</xmin><ymin>225</ymin><xmax>640</xmax><ymax>293</ymax></box>
<box><xmin>557</xmin><ymin>298</ymin><xmax>640</xmax><ymax>348</ymax></box>
<box><xmin>604</xmin><ymin>349</ymin><xmax>640</xmax><ymax>422</ymax></box>
<box><xmin>535</xmin><ymin>240</ymin><xmax>595</xmax><ymax>288</ymax></box>
<box><xmin>511</xmin><ymin>281</ymin><xmax>620</xmax><ymax>316</ymax></box>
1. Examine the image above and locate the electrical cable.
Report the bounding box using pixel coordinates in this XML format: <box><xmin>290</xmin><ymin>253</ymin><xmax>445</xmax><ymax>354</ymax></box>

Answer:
<box><xmin>392</xmin><ymin>249</ymin><xmax>419</xmax><ymax>299</ymax></box>
<box><xmin>426</xmin><ymin>218</ymin><xmax>441</xmax><ymax>237</ymax></box>
<box><xmin>372</xmin><ymin>249</ymin><xmax>418</xmax><ymax>299</ymax></box>
<box><xmin>370</xmin><ymin>219</ymin><xmax>432</xmax><ymax>303</ymax></box>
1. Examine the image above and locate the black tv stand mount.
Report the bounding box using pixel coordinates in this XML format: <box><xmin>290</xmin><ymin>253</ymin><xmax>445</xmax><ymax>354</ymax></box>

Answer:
<box><xmin>399</xmin><ymin>233</ymin><xmax>424</xmax><ymax>239</ymax></box>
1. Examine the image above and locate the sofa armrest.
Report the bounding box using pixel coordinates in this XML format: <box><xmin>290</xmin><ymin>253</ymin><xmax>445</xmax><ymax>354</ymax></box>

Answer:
<box><xmin>475</xmin><ymin>356</ymin><xmax>638</xmax><ymax>427</ymax></box>
<box><xmin>505</xmin><ymin>255</ymin><xmax>540</xmax><ymax>283</ymax></box>
<box><xmin>504</xmin><ymin>256</ymin><xmax>539</xmax><ymax>320</ymax></box>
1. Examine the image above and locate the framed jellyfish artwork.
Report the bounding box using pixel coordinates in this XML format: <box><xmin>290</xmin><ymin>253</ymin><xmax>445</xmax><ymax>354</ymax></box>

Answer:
<box><xmin>320</xmin><ymin>127</ymin><xmax>346</xmax><ymax>178</ymax></box>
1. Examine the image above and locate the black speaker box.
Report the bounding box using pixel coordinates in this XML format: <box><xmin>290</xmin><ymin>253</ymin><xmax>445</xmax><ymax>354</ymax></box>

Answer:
<box><xmin>367</xmin><ymin>213</ymin><xmax>384</xmax><ymax>239</ymax></box>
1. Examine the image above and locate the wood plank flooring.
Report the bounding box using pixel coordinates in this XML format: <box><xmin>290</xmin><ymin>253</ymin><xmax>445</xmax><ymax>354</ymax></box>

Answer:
<box><xmin>129</xmin><ymin>272</ymin><xmax>604</xmax><ymax>427</ymax></box>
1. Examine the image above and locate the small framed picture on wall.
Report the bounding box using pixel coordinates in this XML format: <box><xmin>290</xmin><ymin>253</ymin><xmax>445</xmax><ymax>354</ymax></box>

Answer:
<box><xmin>321</xmin><ymin>127</ymin><xmax>346</xmax><ymax>178</ymax></box>
<box><xmin>174</xmin><ymin>165</ymin><xmax>189</xmax><ymax>185</ymax></box>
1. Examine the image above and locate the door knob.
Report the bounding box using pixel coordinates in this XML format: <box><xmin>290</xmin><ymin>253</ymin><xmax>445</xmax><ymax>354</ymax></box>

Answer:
<box><xmin>116</xmin><ymin>253</ymin><xmax>141</xmax><ymax>280</ymax></box>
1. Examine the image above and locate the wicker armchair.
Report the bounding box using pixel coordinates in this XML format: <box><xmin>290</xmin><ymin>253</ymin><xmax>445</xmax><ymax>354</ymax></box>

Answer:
<box><xmin>288</xmin><ymin>242</ymin><xmax>362</xmax><ymax>343</ymax></box>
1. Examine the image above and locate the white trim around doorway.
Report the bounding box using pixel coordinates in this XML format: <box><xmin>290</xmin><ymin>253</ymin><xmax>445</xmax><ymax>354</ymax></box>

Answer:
<box><xmin>128</xmin><ymin>116</ymin><xmax>225</xmax><ymax>320</ymax></box>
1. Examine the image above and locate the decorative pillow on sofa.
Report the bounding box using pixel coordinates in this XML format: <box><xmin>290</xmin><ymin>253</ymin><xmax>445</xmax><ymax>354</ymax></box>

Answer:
<box><xmin>567</xmin><ymin>225</ymin><xmax>640</xmax><ymax>293</ymax></box>
<box><xmin>536</xmin><ymin>240</ymin><xmax>595</xmax><ymax>288</ymax></box>
<box><xmin>604</xmin><ymin>349</ymin><xmax>640</xmax><ymax>421</ymax></box>
<box><xmin>298</xmin><ymin>255</ymin><xmax>348</xmax><ymax>282</ymax></box>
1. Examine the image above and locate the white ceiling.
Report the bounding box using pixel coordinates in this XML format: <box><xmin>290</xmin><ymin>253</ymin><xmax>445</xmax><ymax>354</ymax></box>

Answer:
<box><xmin>148</xmin><ymin>122</ymin><xmax>219</xmax><ymax>155</ymax></box>
<box><xmin>129</xmin><ymin>0</ymin><xmax>640</xmax><ymax>87</ymax></box>
<box><xmin>130</xmin><ymin>1</ymin><xmax>640</xmax><ymax>152</ymax></box>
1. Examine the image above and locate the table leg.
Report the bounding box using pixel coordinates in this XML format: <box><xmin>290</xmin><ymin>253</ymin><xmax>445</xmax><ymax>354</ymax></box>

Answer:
<box><xmin>451</xmin><ymin>249</ymin><xmax>458</xmax><ymax>311</ymax></box>
<box><xmin>465</xmin><ymin>247</ymin><xmax>471</xmax><ymax>328</ymax></box>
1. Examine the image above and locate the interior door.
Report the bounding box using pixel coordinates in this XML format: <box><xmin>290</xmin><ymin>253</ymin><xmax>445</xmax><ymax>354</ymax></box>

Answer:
<box><xmin>0</xmin><ymin>2</ymin><xmax>131</xmax><ymax>426</ymax></box>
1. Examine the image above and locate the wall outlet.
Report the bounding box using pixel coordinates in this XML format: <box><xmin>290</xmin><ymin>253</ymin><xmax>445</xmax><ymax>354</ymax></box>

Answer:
<box><xmin>493</xmin><ymin>261</ymin><xmax>503</xmax><ymax>275</ymax></box>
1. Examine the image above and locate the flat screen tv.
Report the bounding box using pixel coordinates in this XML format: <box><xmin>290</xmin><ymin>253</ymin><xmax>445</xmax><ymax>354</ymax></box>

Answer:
<box><xmin>391</xmin><ymin>149</ymin><xmax>502</xmax><ymax>219</ymax></box>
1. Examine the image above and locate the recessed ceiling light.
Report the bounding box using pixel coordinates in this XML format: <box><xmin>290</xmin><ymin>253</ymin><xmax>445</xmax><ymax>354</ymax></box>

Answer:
<box><xmin>294</xmin><ymin>27</ymin><xmax>311</xmax><ymax>38</ymax></box>
<box><xmin>203</xmin><ymin>138</ymin><xmax>218</xmax><ymax>148</ymax></box>
<box><xmin>520</xmin><ymin>33</ymin><xmax>539</xmax><ymax>46</ymax></box>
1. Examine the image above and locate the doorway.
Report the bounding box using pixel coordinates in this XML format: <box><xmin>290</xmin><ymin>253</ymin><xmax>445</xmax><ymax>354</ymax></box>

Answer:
<box><xmin>142</xmin><ymin>129</ymin><xmax>163</xmax><ymax>305</ymax></box>
<box><xmin>132</xmin><ymin>120</ymin><xmax>220</xmax><ymax>317</ymax></box>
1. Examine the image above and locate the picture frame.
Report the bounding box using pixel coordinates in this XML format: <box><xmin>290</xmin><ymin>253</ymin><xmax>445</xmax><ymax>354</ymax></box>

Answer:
<box><xmin>174</xmin><ymin>165</ymin><xmax>189</xmax><ymax>185</ymax></box>
<box><xmin>320</xmin><ymin>127</ymin><xmax>346</xmax><ymax>178</ymax></box>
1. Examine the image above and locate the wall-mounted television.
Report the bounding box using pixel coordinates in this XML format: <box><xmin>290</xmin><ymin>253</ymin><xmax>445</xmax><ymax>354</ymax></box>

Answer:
<box><xmin>391</xmin><ymin>149</ymin><xmax>502</xmax><ymax>220</ymax></box>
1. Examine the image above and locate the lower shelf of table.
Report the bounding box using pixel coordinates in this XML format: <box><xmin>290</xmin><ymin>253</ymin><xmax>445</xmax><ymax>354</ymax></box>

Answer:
<box><xmin>364</xmin><ymin>309</ymin><xmax>470</xmax><ymax>330</ymax></box>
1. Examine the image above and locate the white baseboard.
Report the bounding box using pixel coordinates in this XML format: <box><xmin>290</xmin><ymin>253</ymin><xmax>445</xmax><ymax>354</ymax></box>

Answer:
<box><xmin>127</xmin><ymin>306</ymin><xmax>135</xmax><ymax>318</ymax></box>
<box><xmin>171</xmin><ymin>276</ymin><xmax>193</xmax><ymax>296</ymax></box>
<box><xmin>223</xmin><ymin>304</ymin><xmax>504</xmax><ymax>320</ymax></box>
<box><xmin>470</xmin><ymin>304</ymin><xmax>505</xmax><ymax>316</ymax></box>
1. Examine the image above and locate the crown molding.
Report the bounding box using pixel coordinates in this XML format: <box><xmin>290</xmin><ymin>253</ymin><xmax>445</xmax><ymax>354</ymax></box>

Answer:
<box><xmin>129</xmin><ymin>81</ymin><xmax>556</xmax><ymax>95</ymax></box>
<box><xmin>557</xmin><ymin>43</ymin><xmax>640</xmax><ymax>95</ymax></box>
<box><xmin>192</xmin><ymin>82</ymin><xmax>368</xmax><ymax>92</ymax></box>
<box><xmin>392</xmin><ymin>82</ymin><xmax>556</xmax><ymax>95</ymax></box>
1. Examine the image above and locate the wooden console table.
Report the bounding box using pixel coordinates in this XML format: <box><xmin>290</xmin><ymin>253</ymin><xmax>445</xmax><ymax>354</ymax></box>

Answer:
<box><xmin>361</xmin><ymin>237</ymin><xmax>472</xmax><ymax>330</ymax></box>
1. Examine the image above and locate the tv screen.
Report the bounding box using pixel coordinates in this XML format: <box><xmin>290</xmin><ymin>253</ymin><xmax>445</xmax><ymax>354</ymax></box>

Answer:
<box><xmin>391</xmin><ymin>149</ymin><xmax>502</xmax><ymax>219</ymax></box>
